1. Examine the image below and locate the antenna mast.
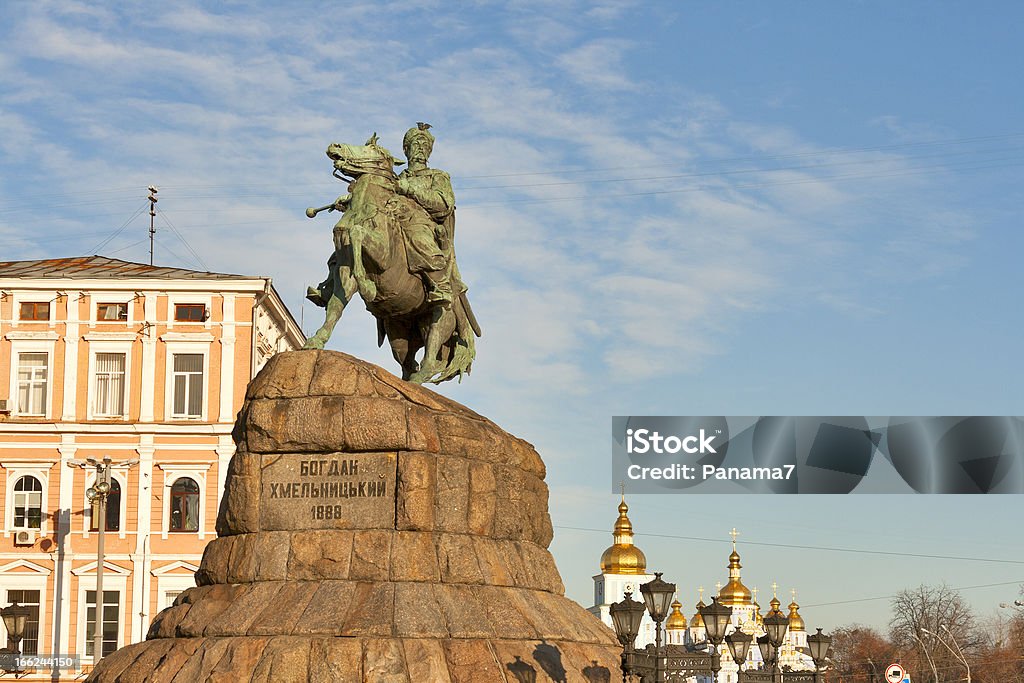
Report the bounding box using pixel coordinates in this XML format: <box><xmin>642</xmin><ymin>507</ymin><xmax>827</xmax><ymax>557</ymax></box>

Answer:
<box><xmin>147</xmin><ymin>185</ymin><xmax>159</xmax><ymax>265</ymax></box>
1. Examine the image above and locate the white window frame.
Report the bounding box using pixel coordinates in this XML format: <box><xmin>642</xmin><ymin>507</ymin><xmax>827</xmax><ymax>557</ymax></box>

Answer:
<box><xmin>9</xmin><ymin>340</ymin><xmax>55</xmax><ymax>418</ymax></box>
<box><xmin>162</xmin><ymin>341</ymin><xmax>211</xmax><ymax>421</ymax></box>
<box><xmin>72</xmin><ymin>562</ymin><xmax>129</xmax><ymax>663</ymax></box>
<box><xmin>0</xmin><ymin>560</ymin><xmax>51</xmax><ymax>657</ymax></box>
<box><xmin>151</xmin><ymin>561</ymin><xmax>199</xmax><ymax>613</ymax></box>
<box><xmin>86</xmin><ymin>342</ymin><xmax>133</xmax><ymax>420</ymax></box>
<box><xmin>82</xmin><ymin>470</ymin><xmax>128</xmax><ymax>540</ymax></box>
<box><xmin>158</xmin><ymin>464</ymin><xmax>211</xmax><ymax>540</ymax></box>
<box><xmin>2</xmin><ymin>463</ymin><xmax>54</xmax><ymax>536</ymax></box>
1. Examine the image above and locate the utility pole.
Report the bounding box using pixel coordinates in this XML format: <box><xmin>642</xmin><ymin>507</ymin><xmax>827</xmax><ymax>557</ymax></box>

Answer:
<box><xmin>147</xmin><ymin>186</ymin><xmax>158</xmax><ymax>265</ymax></box>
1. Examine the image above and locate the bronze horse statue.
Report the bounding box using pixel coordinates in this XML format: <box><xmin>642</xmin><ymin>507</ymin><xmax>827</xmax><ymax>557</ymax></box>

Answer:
<box><xmin>303</xmin><ymin>136</ymin><xmax>479</xmax><ymax>384</ymax></box>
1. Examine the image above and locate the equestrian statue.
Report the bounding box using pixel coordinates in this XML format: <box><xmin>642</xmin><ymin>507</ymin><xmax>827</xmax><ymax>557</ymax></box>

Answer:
<box><xmin>303</xmin><ymin>124</ymin><xmax>481</xmax><ymax>384</ymax></box>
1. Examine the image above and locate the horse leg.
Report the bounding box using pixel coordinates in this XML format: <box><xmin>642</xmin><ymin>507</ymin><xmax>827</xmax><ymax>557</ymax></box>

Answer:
<box><xmin>347</xmin><ymin>223</ymin><xmax>378</xmax><ymax>303</ymax></box>
<box><xmin>383</xmin><ymin>318</ymin><xmax>421</xmax><ymax>381</ymax></box>
<box><xmin>408</xmin><ymin>306</ymin><xmax>456</xmax><ymax>384</ymax></box>
<box><xmin>303</xmin><ymin>264</ymin><xmax>358</xmax><ymax>349</ymax></box>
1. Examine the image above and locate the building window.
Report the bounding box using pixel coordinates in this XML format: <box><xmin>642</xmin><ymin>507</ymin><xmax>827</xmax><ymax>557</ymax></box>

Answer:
<box><xmin>89</xmin><ymin>479</ymin><xmax>121</xmax><ymax>532</ymax></box>
<box><xmin>169</xmin><ymin>477</ymin><xmax>200</xmax><ymax>532</ymax></box>
<box><xmin>84</xmin><ymin>590</ymin><xmax>119</xmax><ymax>658</ymax></box>
<box><xmin>164</xmin><ymin>591</ymin><xmax>183</xmax><ymax>609</ymax></box>
<box><xmin>16</xmin><ymin>352</ymin><xmax>48</xmax><ymax>416</ymax></box>
<box><xmin>93</xmin><ymin>352</ymin><xmax>127</xmax><ymax>417</ymax></box>
<box><xmin>97</xmin><ymin>302</ymin><xmax>128</xmax><ymax>321</ymax></box>
<box><xmin>18</xmin><ymin>301</ymin><xmax>49</xmax><ymax>321</ymax></box>
<box><xmin>174</xmin><ymin>304</ymin><xmax>206</xmax><ymax>322</ymax></box>
<box><xmin>13</xmin><ymin>475</ymin><xmax>43</xmax><ymax>530</ymax></box>
<box><xmin>5</xmin><ymin>589</ymin><xmax>40</xmax><ymax>656</ymax></box>
<box><xmin>170</xmin><ymin>354</ymin><xmax>203</xmax><ymax>419</ymax></box>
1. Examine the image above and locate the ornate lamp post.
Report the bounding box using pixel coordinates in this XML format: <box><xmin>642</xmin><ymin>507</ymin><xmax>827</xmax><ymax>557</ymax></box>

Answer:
<box><xmin>698</xmin><ymin>596</ymin><xmax>732</xmax><ymax>682</ymax></box>
<box><xmin>726</xmin><ymin>627</ymin><xmax>753</xmax><ymax>672</ymax></box>
<box><xmin>640</xmin><ymin>573</ymin><xmax>676</xmax><ymax>683</ymax></box>
<box><xmin>68</xmin><ymin>456</ymin><xmax>137</xmax><ymax>662</ymax></box>
<box><xmin>806</xmin><ymin>628</ymin><xmax>832</xmax><ymax>683</ymax></box>
<box><xmin>1</xmin><ymin>601</ymin><xmax>30</xmax><ymax>674</ymax></box>
<box><xmin>759</xmin><ymin>597</ymin><xmax>789</xmax><ymax>683</ymax></box>
<box><xmin>609</xmin><ymin>591</ymin><xmax>646</xmax><ymax>683</ymax></box>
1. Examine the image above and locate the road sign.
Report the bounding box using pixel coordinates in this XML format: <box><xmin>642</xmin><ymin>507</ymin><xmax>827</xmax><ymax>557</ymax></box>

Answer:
<box><xmin>885</xmin><ymin>663</ymin><xmax>906</xmax><ymax>681</ymax></box>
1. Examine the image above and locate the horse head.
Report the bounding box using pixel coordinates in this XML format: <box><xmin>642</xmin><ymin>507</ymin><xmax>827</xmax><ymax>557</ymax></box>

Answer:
<box><xmin>326</xmin><ymin>134</ymin><xmax>404</xmax><ymax>180</ymax></box>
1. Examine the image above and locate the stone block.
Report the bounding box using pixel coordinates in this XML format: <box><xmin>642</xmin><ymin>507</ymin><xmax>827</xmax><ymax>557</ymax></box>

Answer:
<box><xmin>402</xmin><ymin>639</ymin><xmax>453</xmax><ymax>683</ymax></box>
<box><xmin>261</xmin><ymin>452</ymin><xmax>396</xmax><ymax>531</ymax></box>
<box><xmin>309</xmin><ymin>637</ymin><xmax>363</xmax><ymax>683</ymax></box>
<box><xmin>349</xmin><ymin>529</ymin><xmax>393</xmax><ymax>581</ymax></box>
<box><xmin>145</xmin><ymin>639</ymin><xmax>202</xmax><ymax>683</ymax></box>
<box><xmin>467</xmin><ymin>462</ymin><xmax>496</xmax><ymax>536</ymax></box>
<box><xmin>434</xmin><ymin>584</ymin><xmax>492</xmax><ymax>639</ymax></box>
<box><xmin>443</xmin><ymin>639</ymin><xmax>506</xmax><ymax>683</ymax></box>
<box><xmin>114</xmin><ymin>638</ymin><xmax>176</xmax><ymax>683</ymax></box>
<box><xmin>342</xmin><ymin>582</ymin><xmax>396</xmax><ymax>636</ymax></box>
<box><xmin>393</xmin><ymin>582</ymin><xmax>448</xmax><ymax>638</ymax></box>
<box><xmin>288</xmin><ymin>529</ymin><xmax>354</xmax><ymax>580</ymax></box>
<box><xmin>508</xmin><ymin>436</ymin><xmax>546</xmax><ymax>477</ymax></box>
<box><xmin>477</xmin><ymin>586</ymin><xmax>540</xmax><ymax>640</ymax></box>
<box><xmin>363</xmin><ymin>638</ymin><xmax>411</xmax><ymax>682</ymax></box>
<box><xmin>396</xmin><ymin>452</ymin><xmax>435</xmax><ymax>531</ymax></box>
<box><xmin>169</xmin><ymin>637</ymin><xmax>232</xmax><ymax>682</ymax></box>
<box><xmin>434</xmin><ymin>456</ymin><xmax>470</xmax><ymax>533</ymax></box>
<box><xmin>195</xmin><ymin>536</ymin><xmax>232</xmax><ymax>585</ymax></box>
<box><xmin>248</xmin><ymin>582</ymin><xmax>318</xmax><ymax>636</ymax></box>
<box><xmin>205</xmin><ymin>583</ymin><xmax>283</xmax><ymax>636</ymax></box>
<box><xmin>389</xmin><ymin>531</ymin><xmax>440</xmax><ymax>582</ymax></box>
<box><xmin>472</xmin><ymin>537</ymin><xmax>513</xmax><ymax>587</ymax></box>
<box><xmin>147</xmin><ymin>603</ymin><xmax>191</xmax><ymax>639</ymax></box>
<box><xmin>294</xmin><ymin>582</ymin><xmax>358</xmax><ymax>634</ymax></box>
<box><xmin>343</xmin><ymin>396</ymin><xmax>409</xmax><ymax>450</ymax></box>
<box><xmin>216</xmin><ymin>472</ymin><xmax>261</xmax><ymax>536</ymax></box>
<box><xmin>308</xmin><ymin>350</ymin><xmax>360</xmax><ymax>396</ymax></box>
<box><xmin>175</xmin><ymin>585</ymin><xmax>240</xmax><ymax>637</ymax></box>
<box><xmin>250</xmin><ymin>636</ymin><xmax>311</xmax><ymax>683</ymax></box>
<box><xmin>517</xmin><ymin>542</ymin><xmax>564</xmax><ymax>594</ymax></box>
<box><xmin>408</xmin><ymin>404</ymin><xmax>441</xmax><ymax>452</ymax></box>
<box><xmin>435</xmin><ymin>413</ymin><xmax>502</xmax><ymax>460</ymax></box>
<box><xmin>203</xmin><ymin>637</ymin><xmax>268</xmax><ymax>682</ymax></box>
<box><xmin>248</xmin><ymin>350</ymin><xmax>318</xmax><ymax>399</ymax></box>
<box><xmin>436</xmin><ymin>533</ymin><xmax>484</xmax><ymax>584</ymax></box>
<box><xmin>246</xmin><ymin>397</ymin><xmax>347</xmax><ymax>453</ymax></box>
<box><xmin>495</xmin><ymin>535</ymin><xmax>530</xmax><ymax>587</ymax></box>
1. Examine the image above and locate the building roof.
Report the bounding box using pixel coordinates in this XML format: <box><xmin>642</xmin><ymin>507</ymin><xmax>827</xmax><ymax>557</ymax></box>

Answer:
<box><xmin>0</xmin><ymin>255</ymin><xmax>254</xmax><ymax>280</ymax></box>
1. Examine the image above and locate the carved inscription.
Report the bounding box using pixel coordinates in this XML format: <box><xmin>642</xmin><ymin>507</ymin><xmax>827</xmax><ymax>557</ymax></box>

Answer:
<box><xmin>260</xmin><ymin>452</ymin><xmax>396</xmax><ymax>530</ymax></box>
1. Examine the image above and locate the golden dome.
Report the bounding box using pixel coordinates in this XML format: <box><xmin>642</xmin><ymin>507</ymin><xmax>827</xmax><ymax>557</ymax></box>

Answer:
<box><xmin>690</xmin><ymin>596</ymin><xmax>706</xmax><ymax>628</ymax></box>
<box><xmin>718</xmin><ymin>544</ymin><xmax>753</xmax><ymax>607</ymax></box>
<box><xmin>788</xmin><ymin>599</ymin><xmax>805</xmax><ymax>632</ymax></box>
<box><xmin>599</xmin><ymin>496</ymin><xmax>648</xmax><ymax>575</ymax></box>
<box><xmin>666</xmin><ymin>599</ymin><xmax>687</xmax><ymax>631</ymax></box>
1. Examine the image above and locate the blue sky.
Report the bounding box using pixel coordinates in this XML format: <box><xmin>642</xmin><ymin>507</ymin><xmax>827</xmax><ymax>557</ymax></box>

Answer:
<box><xmin>1</xmin><ymin>1</ymin><xmax>1022</xmax><ymax>633</ymax></box>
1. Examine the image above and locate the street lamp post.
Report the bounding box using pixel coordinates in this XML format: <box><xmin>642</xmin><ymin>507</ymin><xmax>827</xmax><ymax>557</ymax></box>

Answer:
<box><xmin>923</xmin><ymin>626</ymin><xmax>971</xmax><ymax>683</ymax></box>
<box><xmin>806</xmin><ymin>628</ymin><xmax>832</xmax><ymax>683</ymax></box>
<box><xmin>725</xmin><ymin>626</ymin><xmax>753</xmax><ymax>673</ymax></box>
<box><xmin>910</xmin><ymin>631</ymin><xmax>940</xmax><ymax>683</ymax></box>
<box><xmin>68</xmin><ymin>456</ymin><xmax>137</xmax><ymax>662</ymax></box>
<box><xmin>760</xmin><ymin>598</ymin><xmax>789</xmax><ymax>683</ymax></box>
<box><xmin>640</xmin><ymin>573</ymin><xmax>676</xmax><ymax>683</ymax></box>
<box><xmin>1</xmin><ymin>601</ymin><xmax>30</xmax><ymax>674</ymax></box>
<box><xmin>698</xmin><ymin>596</ymin><xmax>732</xmax><ymax>683</ymax></box>
<box><xmin>609</xmin><ymin>591</ymin><xmax>646</xmax><ymax>683</ymax></box>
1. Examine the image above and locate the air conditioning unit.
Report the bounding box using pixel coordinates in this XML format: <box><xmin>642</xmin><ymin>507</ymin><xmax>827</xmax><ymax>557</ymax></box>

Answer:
<box><xmin>14</xmin><ymin>529</ymin><xmax>36</xmax><ymax>546</ymax></box>
<box><xmin>0</xmin><ymin>399</ymin><xmax>9</xmax><ymax>414</ymax></box>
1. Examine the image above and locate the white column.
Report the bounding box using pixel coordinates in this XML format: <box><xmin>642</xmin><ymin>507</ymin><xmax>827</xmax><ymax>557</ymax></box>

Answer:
<box><xmin>56</xmin><ymin>436</ymin><xmax>77</xmax><ymax>656</ymax></box>
<box><xmin>215</xmin><ymin>435</ymin><xmax>235</xmax><ymax>512</ymax></box>
<box><xmin>133</xmin><ymin>436</ymin><xmax>156</xmax><ymax>642</ymax></box>
<box><xmin>218</xmin><ymin>294</ymin><xmax>236</xmax><ymax>423</ymax></box>
<box><xmin>62</xmin><ymin>290</ymin><xmax>81</xmax><ymax>420</ymax></box>
<box><xmin>140</xmin><ymin>294</ymin><xmax>157</xmax><ymax>422</ymax></box>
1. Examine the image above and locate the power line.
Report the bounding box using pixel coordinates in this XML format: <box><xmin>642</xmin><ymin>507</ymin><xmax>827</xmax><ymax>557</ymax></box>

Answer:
<box><xmin>88</xmin><ymin>202</ymin><xmax>148</xmax><ymax>254</ymax></box>
<box><xmin>158</xmin><ymin>210</ymin><xmax>210</xmax><ymax>271</ymax></box>
<box><xmin>552</xmin><ymin>525</ymin><xmax>1024</xmax><ymax>566</ymax></box>
<box><xmin>804</xmin><ymin>580</ymin><xmax>1024</xmax><ymax>608</ymax></box>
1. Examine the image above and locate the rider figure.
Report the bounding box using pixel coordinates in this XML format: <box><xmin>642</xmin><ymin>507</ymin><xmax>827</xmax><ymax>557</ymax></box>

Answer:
<box><xmin>395</xmin><ymin>123</ymin><xmax>457</xmax><ymax>308</ymax></box>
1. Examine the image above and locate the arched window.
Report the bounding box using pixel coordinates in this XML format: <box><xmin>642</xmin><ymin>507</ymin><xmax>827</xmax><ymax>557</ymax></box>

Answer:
<box><xmin>89</xmin><ymin>479</ymin><xmax>121</xmax><ymax>532</ymax></box>
<box><xmin>13</xmin><ymin>475</ymin><xmax>43</xmax><ymax>529</ymax></box>
<box><xmin>169</xmin><ymin>477</ymin><xmax>200</xmax><ymax>532</ymax></box>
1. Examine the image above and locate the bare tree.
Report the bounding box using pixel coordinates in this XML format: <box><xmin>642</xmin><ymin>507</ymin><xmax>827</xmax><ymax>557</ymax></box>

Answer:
<box><xmin>889</xmin><ymin>584</ymin><xmax>979</xmax><ymax>683</ymax></box>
